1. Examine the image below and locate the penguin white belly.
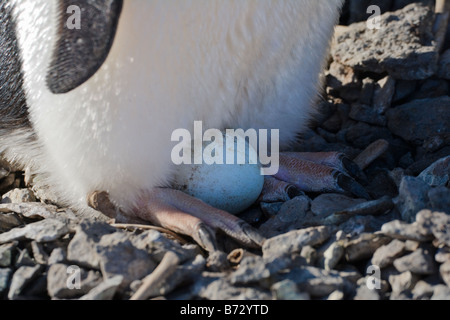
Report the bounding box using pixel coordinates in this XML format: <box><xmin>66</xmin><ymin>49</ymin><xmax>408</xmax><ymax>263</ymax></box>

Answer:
<box><xmin>11</xmin><ymin>0</ymin><xmax>342</xmax><ymax>211</ymax></box>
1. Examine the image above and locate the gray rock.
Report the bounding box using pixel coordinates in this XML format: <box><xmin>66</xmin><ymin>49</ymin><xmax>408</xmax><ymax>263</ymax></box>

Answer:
<box><xmin>0</xmin><ymin>212</ymin><xmax>22</xmax><ymax>232</ymax></box>
<box><xmin>96</xmin><ymin>232</ymin><xmax>157</xmax><ymax>290</ymax></box>
<box><xmin>417</xmin><ymin>209</ymin><xmax>450</xmax><ymax>247</ymax></box>
<box><xmin>435</xmin><ymin>247</ymin><xmax>450</xmax><ymax>264</ymax></box>
<box><xmin>0</xmin><ymin>242</ymin><xmax>17</xmax><ymax>267</ymax></box>
<box><xmin>349</xmin><ymin>103</ymin><xmax>387</xmax><ymax>126</ymax></box>
<box><xmin>7</xmin><ymin>264</ymin><xmax>42</xmax><ymax>299</ymax></box>
<box><xmin>47</xmin><ymin>263</ymin><xmax>103</xmax><ymax>299</ymax></box>
<box><xmin>271</xmin><ymin>279</ymin><xmax>310</xmax><ymax>300</ymax></box>
<box><xmin>327</xmin><ymin>290</ymin><xmax>345</xmax><ymax>300</ymax></box>
<box><xmin>0</xmin><ymin>268</ymin><xmax>11</xmax><ymax>294</ymax></box>
<box><xmin>30</xmin><ymin>241</ymin><xmax>48</xmax><ymax>265</ymax></box>
<box><xmin>393</xmin><ymin>248</ymin><xmax>436</xmax><ymax>275</ymax></box>
<box><xmin>311</xmin><ymin>194</ymin><xmax>365</xmax><ymax>217</ymax></box>
<box><xmin>418</xmin><ymin>156</ymin><xmax>450</xmax><ymax>187</ymax></box>
<box><xmin>1</xmin><ymin>188</ymin><xmax>36</xmax><ymax>204</ymax></box>
<box><xmin>440</xmin><ymin>260</ymin><xmax>450</xmax><ymax>287</ymax></box>
<box><xmin>194</xmin><ymin>274</ymin><xmax>272</xmax><ymax>300</ymax></box>
<box><xmin>67</xmin><ymin>220</ymin><xmax>157</xmax><ymax>290</ymax></box>
<box><xmin>206</xmin><ymin>251</ymin><xmax>229</xmax><ymax>272</ymax></box>
<box><xmin>359</xmin><ymin>78</ymin><xmax>375</xmax><ymax>105</ymax></box>
<box><xmin>373</xmin><ymin>76</ymin><xmax>396</xmax><ymax>114</ymax></box>
<box><xmin>354</xmin><ymin>284</ymin><xmax>380</xmax><ymax>300</ymax></box>
<box><xmin>371</xmin><ymin>239</ymin><xmax>406</xmax><ymax>269</ymax></box>
<box><xmin>387</xmin><ymin>97</ymin><xmax>450</xmax><ymax>145</ymax></box>
<box><xmin>333</xmin><ymin>4</ymin><xmax>438</xmax><ymax>80</ymax></box>
<box><xmin>15</xmin><ymin>248</ymin><xmax>35</xmax><ymax>267</ymax></box>
<box><xmin>392</xmin><ymin>80</ymin><xmax>417</xmax><ymax>102</ymax></box>
<box><xmin>259</xmin><ymin>202</ymin><xmax>283</xmax><ymax>217</ymax></box>
<box><xmin>262</xmin><ymin>226</ymin><xmax>331</xmax><ymax>259</ymax></box>
<box><xmin>437</xmin><ymin>49</ymin><xmax>450</xmax><ymax>79</ymax></box>
<box><xmin>79</xmin><ymin>275</ymin><xmax>124</xmax><ymax>300</ymax></box>
<box><xmin>412</xmin><ymin>280</ymin><xmax>435</xmax><ymax>300</ymax></box>
<box><xmin>395</xmin><ymin>176</ymin><xmax>431</xmax><ymax>223</ymax></box>
<box><xmin>344</xmin><ymin>233</ymin><xmax>391</xmax><ymax>262</ymax></box>
<box><xmin>259</xmin><ymin>196</ymin><xmax>310</xmax><ymax>238</ymax></box>
<box><xmin>344</xmin><ymin>122</ymin><xmax>393</xmax><ymax>149</ymax></box>
<box><xmin>353</xmin><ymin>139</ymin><xmax>390</xmax><ymax>171</ymax></box>
<box><xmin>0</xmin><ymin>218</ymin><xmax>71</xmax><ymax>244</ymax></box>
<box><xmin>320</xmin><ymin>241</ymin><xmax>345</xmax><ymax>271</ymax></box>
<box><xmin>389</xmin><ymin>271</ymin><xmax>419</xmax><ymax>294</ymax></box>
<box><xmin>431</xmin><ymin>285</ymin><xmax>450</xmax><ymax>300</ymax></box>
<box><xmin>230</xmin><ymin>256</ymin><xmax>290</xmax><ymax>285</ymax></box>
<box><xmin>300</xmin><ymin>246</ymin><xmax>317</xmax><ymax>266</ymax></box>
<box><xmin>428</xmin><ymin>187</ymin><xmax>450</xmax><ymax>213</ymax></box>
<box><xmin>381</xmin><ymin>219</ymin><xmax>433</xmax><ymax>242</ymax></box>
<box><xmin>48</xmin><ymin>248</ymin><xmax>66</xmax><ymax>265</ymax></box>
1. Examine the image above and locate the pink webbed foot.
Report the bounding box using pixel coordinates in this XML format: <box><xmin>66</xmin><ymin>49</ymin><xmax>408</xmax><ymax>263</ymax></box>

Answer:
<box><xmin>88</xmin><ymin>189</ymin><xmax>265</xmax><ymax>252</ymax></box>
<box><xmin>261</xmin><ymin>152</ymin><xmax>370</xmax><ymax>201</ymax></box>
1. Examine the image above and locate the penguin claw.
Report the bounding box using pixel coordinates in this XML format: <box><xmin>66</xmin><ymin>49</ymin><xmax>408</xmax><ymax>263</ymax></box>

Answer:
<box><xmin>335</xmin><ymin>172</ymin><xmax>371</xmax><ymax>200</ymax></box>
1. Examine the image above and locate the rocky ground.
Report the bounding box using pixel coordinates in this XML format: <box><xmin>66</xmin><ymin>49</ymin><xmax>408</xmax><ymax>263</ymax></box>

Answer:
<box><xmin>1</xmin><ymin>1</ymin><xmax>449</xmax><ymax>300</ymax></box>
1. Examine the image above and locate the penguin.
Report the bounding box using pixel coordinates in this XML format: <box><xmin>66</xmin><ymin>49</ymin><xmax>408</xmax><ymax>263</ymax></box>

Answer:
<box><xmin>0</xmin><ymin>0</ymin><xmax>366</xmax><ymax>251</ymax></box>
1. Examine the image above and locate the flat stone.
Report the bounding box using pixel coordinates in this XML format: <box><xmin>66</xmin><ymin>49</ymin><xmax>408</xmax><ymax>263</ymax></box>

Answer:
<box><xmin>381</xmin><ymin>219</ymin><xmax>433</xmax><ymax>242</ymax></box>
<box><xmin>333</xmin><ymin>4</ymin><xmax>438</xmax><ymax>80</ymax></box>
<box><xmin>417</xmin><ymin>210</ymin><xmax>450</xmax><ymax>247</ymax></box>
<box><xmin>389</xmin><ymin>271</ymin><xmax>419</xmax><ymax>294</ymax></box>
<box><xmin>418</xmin><ymin>156</ymin><xmax>450</xmax><ymax>187</ymax></box>
<box><xmin>353</xmin><ymin>139</ymin><xmax>390</xmax><ymax>170</ymax></box>
<box><xmin>327</xmin><ymin>290</ymin><xmax>345</xmax><ymax>300</ymax></box>
<box><xmin>412</xmin><ymin>280</ymin><xmax>435</xmax><ymax>300</ymax></box>
<box><xmin>47</xmin><ymin>263</ymin><xmax>103</xmax><ymax>299</ymax></box>
<box><xmin>1</xmin><ymin>188</ymin><xmax>36</xmax><ymax>204</ymax></box>
<box><xmin>354</xmin><ymin>284</ymin><xmax>380</xmax><ymax>300</ymax></box>
<box><xmin>321</xmin><ymin>242</ymin><xmax>344</xmax><ymax>271</ymax></box>
<box><xmin>344</xmin><ymin>122</ymin><xmax>393</xmax><ymax>149</ymax></box>
<box><xmin>0</xmin><ymin>212</ymin><xmax>22</xmax><ymax>232</ymax></box>
<box><xmin>48</xmin><ymin>248</ymin><xmax>66</xmax><ymax>265</ymax></box>
<box><xmin>393</xmin><ymin>248</ymin><xmax>436</xmax><ymax>275</ymax></box>
<box><xmin>395</xmin><ymin>176</ymin><xmax>431</xmax><ymax>223</ymax></box>
<box><xmin>271</xmin><ymin>279</ymin><xmax>310</xmax><ymax>300</ymax></box>
<box><xmin>259</xmin><ymin>196</ymin><xmax>310</xmax><ymax>238</ymax></box>
<box><xmin>262</xmin><ymin>226</ymin><xmax>332</xmax><ymax>259</ymax></box>
<box><xmin>0</xmin><ymin>242</ymin><xmax>17</xmax><ymax>267</ymax></box>
<box><xmin>311</xmin><ymin>194</ymin><xmax>365</xmax><ymax>217</ymax></box>
<box><xmin>30</xmin><ymin>241</ymin><xmax>48</xmax><ymax>265</ymax></box>
<box><xmin>349</xmin><ymin>103</ymin><xmax>387</xmax><ymax>126</ymax></box>
<box><xmin>230</xmin><ymin>256</ymin><xmax>290</xmax><ymax>285</ymax></box>
<box><xmin>373</xmin><ymin>76</ymin><xmax>396</xmax><ymax>114</ymax></box>
<box><xmin>0</xmin><ymin>268</ymin><xmax>11</xmax><ymax>294</ymax></box>
<box><xmin>431</xmin><ymin>285</ymin><xmax>450</xmax><ymax>300</ymax></box>
<box><xmin>79</xmin><ymin>275</ymin><xmax>124</xmax><ymax>300</ymax></box>
<box><xmin>8</xmin><ymin>265</ymin><xmax>42</xmax><ymax>299</ymax></box>
<box><xmin>440</xmin><ymin>260</ymin><xmax>450</xmax><ymax>287</ymax></box>
<box><xmin>435</xmin><ymin>247</ymin><xmax>450</xmax><ymax>264</ymax></box>
<box><xmin>0</xmin><ymin>218</ymin><xmax>71</xmax><ymax>244</ymax></box>
<box><xmin>344</xmin><ymin>233</ymin><xmax>391</xmax><ymax>262</ymax></box>
<box><xmin>428</xmin><ymin>187</ymin><xmax>450</xmax><ymax>213</ymax></box>
<box><xmin>371</xmin><ymin>240</ymin><xmax>406</xmax><ymax>269</ymax></box>
<box><xmin>387</xmin><ymin>97</ymin><xmax>450</xmax><ymax>145</ymax></box>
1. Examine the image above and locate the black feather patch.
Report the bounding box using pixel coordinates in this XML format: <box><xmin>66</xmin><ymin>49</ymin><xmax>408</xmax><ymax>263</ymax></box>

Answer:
<box><xmin>47</xmin><ymin>0</ymin><xmax>123</xmax><ymax>94</ymax></box>
<box><xmin>0</xmin><ymin>0</ymin><xmax>30</xmax><ymax>130</ymax></box>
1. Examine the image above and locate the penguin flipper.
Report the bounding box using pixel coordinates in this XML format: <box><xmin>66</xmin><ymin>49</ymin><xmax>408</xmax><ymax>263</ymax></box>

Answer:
<box><xmin>46</xmin><ymin>0</ymin><xmax>123</xmax><ymax>94</ymax></box>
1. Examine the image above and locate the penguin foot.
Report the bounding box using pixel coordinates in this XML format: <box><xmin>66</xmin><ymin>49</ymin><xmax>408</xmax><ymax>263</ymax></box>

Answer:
<box><xmin>88</xmin><ymin>189</ymin><xmax>265</xmax><ymax>252</ymax></box>
<box><xmin>262</xmin><ymin>152</ymin><xmax>370</xmax><ymax>201</ymax></box>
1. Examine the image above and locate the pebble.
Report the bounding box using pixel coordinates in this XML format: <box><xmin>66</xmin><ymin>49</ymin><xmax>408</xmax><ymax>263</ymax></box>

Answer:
<box><xmin>1</xmin><ymin>188</ymin><xmax>36</xmax><ymax>204</ymax></box>
<box><xmin>387</xmin><ymin>96</ymin><xmax>450</xmax><ymax>145</ymax></box>
<box><xmin>349</xmin><ymin>103</ymin><xmax>387</xmax><ymax>126</ymax></box>
<box><xmin>0</xmin><ymin>268</ymin><xmax>11</xmax><ymax>294</ymax></box>
<box><xmin>381</xmin><ymin>219</ymin><xmax>433</xmax><ymax>242</ymax></box>
<box><xmin>332</xmin><ymin>4</ymin><xmax>438</xmax><ymax>80</ymax></box>
<box><xmin>271</xmin><ymin>279</ymin><xmax>310</xmax><ymax>300</ymax></box>
<box><xmin>79</xmin><ymin>275</ymin><xmax>124</xmax><ymax>300</ymax></box>
<box><xmin>373</xmin><ymin>76</ymin><xmax>396</xmax><ymax>114</ymax></box>
<box><xmin>435</xmin><ymin>247</ymin><xmax>450</xmax><ymax>264</ymax></box>
<box><xmin>353</xmin><ymin>139</ymin><xmax>390</xmax><ymax>171</ymax></box>
<box><xmin>412</xmin><ymin>280</ymin><xmax>435</xmax><ymax>300</ymax></box>
<box><xmin>431</xmin><ymin>285</ymin><xmax>450</xmax><ymax>300</ymax></box>
<box><xmin>344</xmin><ymin>233</ymin><xmax>391</xmax><ymax>262</ymax></box>
<box><xmin>418</xmin><ymin>156</ymin><xmax>450</xmax><ymax>187</ymax></box>
<box><xmin>311</xmin><ymin>194</ymin><xmax>365</xmax><ymax>217</ymax></box>
<box><xmin>353</xmin><ymin>284</ymin><xmax>380</xmax><ymax>300</ymax></box>
<box><xmin>395</xmin><ymin>176</ymin><xmax>431</xmax><ymax>223</ymax></box>
<box><xmin>371</xmin><ymin>239</ymin><xmax>406</xmax><ymax>269</ymax></box>
<box><xmin>440</xmin><ymin>261</ymin><xmax>450</xmax><ymax>287</ymax></box>
<box><xmin>393</xmin><ymin>248</ymin><xmax>436</xmax><ymax>275</ymax></box>
<box><xmin>262</xmin><ymin>226</ymin><xmax>331</xmax><ymax>259</ymax></box>
<box><xmin>0</xmin><ymin>242</ymin><xmax>17</xmax><ymax>267</ymax></box>
<box><xmin>8</xmin><ymin>265</ymin><xmax>42</xmax><ymax>300</ymax></box>
<box><xmin>389</xmin><ymin>271</ymin><xmax>419</xmax><ymax>294</ymax></box>
<box><xmin>417</xmin><ymin>210</ymin><xmax>450</xmax><ymax>247</ymax></box>
<box><xmin>0</xmin><ymin>218</ymin><xmax>71</xmax><ymax>244</ymax></box>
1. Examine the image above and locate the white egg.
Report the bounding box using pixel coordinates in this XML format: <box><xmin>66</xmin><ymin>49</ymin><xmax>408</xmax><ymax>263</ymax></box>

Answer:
<box><xmin>172</xmin><ymin>132</ymin><xmax>264</xmax><ymax>214</ymax></box>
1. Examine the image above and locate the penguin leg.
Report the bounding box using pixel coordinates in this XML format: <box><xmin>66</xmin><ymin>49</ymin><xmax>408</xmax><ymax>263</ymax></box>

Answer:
<box><xmin>260</xmin><ymin>152</ymin><xmax>370</xmax><ymax>201</ymax></box>
<box><xmin>89</xmin><ymin>189</ymin><xmax>265</xmax><ymax>252</ymax></box>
